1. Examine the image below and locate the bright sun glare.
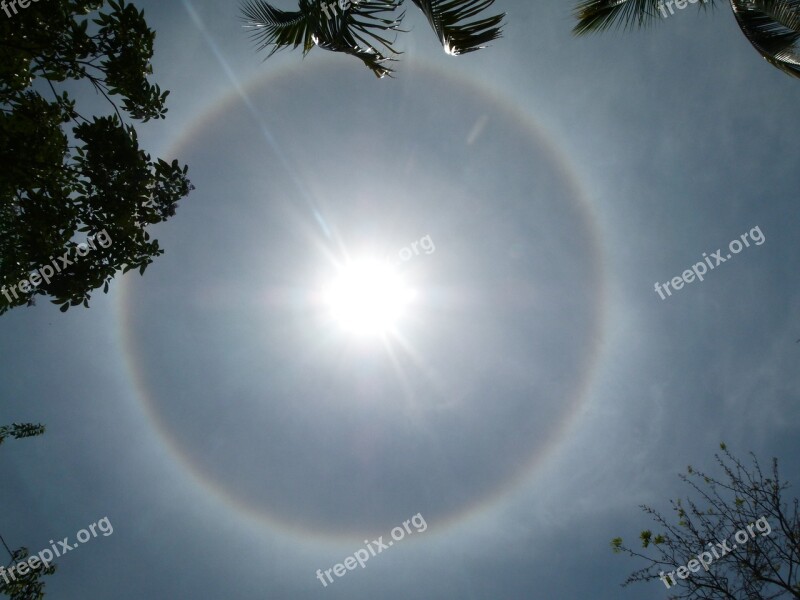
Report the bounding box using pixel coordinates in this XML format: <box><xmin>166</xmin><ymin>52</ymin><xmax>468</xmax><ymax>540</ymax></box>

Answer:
<box><xmin>323</xmin><ymin>259</ymin><xmax>415</xmax><ymax>336</ymax></box>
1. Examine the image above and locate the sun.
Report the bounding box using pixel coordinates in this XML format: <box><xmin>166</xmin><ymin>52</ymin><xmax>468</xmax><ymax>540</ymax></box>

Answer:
<box><xmin>322</xmin><ymin>259</ymin><xmax>415</xmax><ymax>336</ymax></box>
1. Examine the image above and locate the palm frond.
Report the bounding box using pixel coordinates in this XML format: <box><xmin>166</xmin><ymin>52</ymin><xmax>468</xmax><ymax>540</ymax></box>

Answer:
<box><xmin>316</xmin><ymin>0</ymin><xmax>406</xmax><ymax>77</ymax></box>
<box><xmin>410</xmin><ymin>0</ymin><xmax>505</xmax><ymax>55</ymax></box>
<box><xmin>240</xmin><ymin>0</ymin><xmax>315</xmax><ymax>58</ymax></box>
<box><xmin>241</xmin><ymin>0</ymin><xmax>405</xmax><ymax>77</ymax></box>
<box><xmin>573</xmin><ymin>0</ymin><xmax>685</xmax><ymax>35</ymax></box>
<box><xmin>344</xmin><ymin>0</ymin><xmax>406</xmax><ymax>53</ymax></box>
<box><xmin>729</xmin><ymin>0</ymin><xmax>800</xmax><ymax>78</ymax></box>
<box><xmin>315</xmin><ymin>38</ymin><xmax>400</xmax><ymax>76</ymax></box>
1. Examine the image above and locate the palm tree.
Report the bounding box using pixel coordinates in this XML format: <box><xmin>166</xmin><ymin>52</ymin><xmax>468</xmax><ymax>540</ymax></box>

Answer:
<box><xmin>572</xmin><ymin>0</ymin><xmax>800</xmax><ymax>79</ymax></box>
<box><xmin>240</xmin><ymin>0</ymin><xmax>505</xmax><ymax>78</ymax></box>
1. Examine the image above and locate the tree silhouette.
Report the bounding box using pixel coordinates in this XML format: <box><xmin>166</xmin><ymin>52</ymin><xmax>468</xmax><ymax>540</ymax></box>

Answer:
<box><xmin>0</xmin><ymin>423</ymin><xmax>55</xmax><ymax>600</ymax></box>
<box><xmin>573</xmin><ymin>0</ymin><xmax>800</xmax><ymax>79</ymax></box>
<box><xmin>240</xmin><ymin>0</ymin><xmax>505</xmax><ymax>78</ymax></box>
<box><xmin>0</xmin><ymin>0</ymin><xmax>194</xmax><ymax>316</ymax></box>
<box><xmin>0</xmin><ymin>424</ymin><xmax>45</xmax><ymax>446</ymax></box>
<box><xmin>611</xmin><ymin>444</ymin><xmax>800</xmax><ymax>599</ymax></box>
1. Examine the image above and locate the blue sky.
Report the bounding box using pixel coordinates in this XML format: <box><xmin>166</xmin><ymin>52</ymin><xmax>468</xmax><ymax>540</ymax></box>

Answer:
<box><xmin>2</xmin><ymin>0</ymin><xmax>800</xmax><ymax>598</ymax></box>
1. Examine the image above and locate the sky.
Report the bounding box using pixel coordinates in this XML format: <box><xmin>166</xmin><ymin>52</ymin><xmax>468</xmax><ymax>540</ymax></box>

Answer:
<box><xmin>2</xmin><ymin>0</ymin><xmax>800</xmax><ymax>598</ymax></box>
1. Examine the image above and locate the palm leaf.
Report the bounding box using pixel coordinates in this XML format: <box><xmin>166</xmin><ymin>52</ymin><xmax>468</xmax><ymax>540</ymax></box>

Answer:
<box><xmin>729</xmin><ymin>0</ymin><xmax>800</xmax><ymax>78</ymax></box>
<box><xmin>572</xmin><ymin>0</ymin><xmax>710</xmax><ymax>34</ymax></box>
<box><xmin>314</xmin><ymin>38</ymin><xmax>399</xmax><ymax>76</ymax></box>
<box><xmin>316</xmin><ymin>0</ymin><xmax>406</xmax><ymax>77</ymax></box>
<box><xmin>241</xmin><ymin>0</ymin><xmax>315</xmax><ymax>58</ymax></box>
<box><xmin>410</xmin><ymin>0</ymin><xmax>505</xmax><ymax>55</ymax></box>
<box><xmin>241</xmin><ymin>0</ymin><xmax>405</xmax><ymax>77</ymax></box>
